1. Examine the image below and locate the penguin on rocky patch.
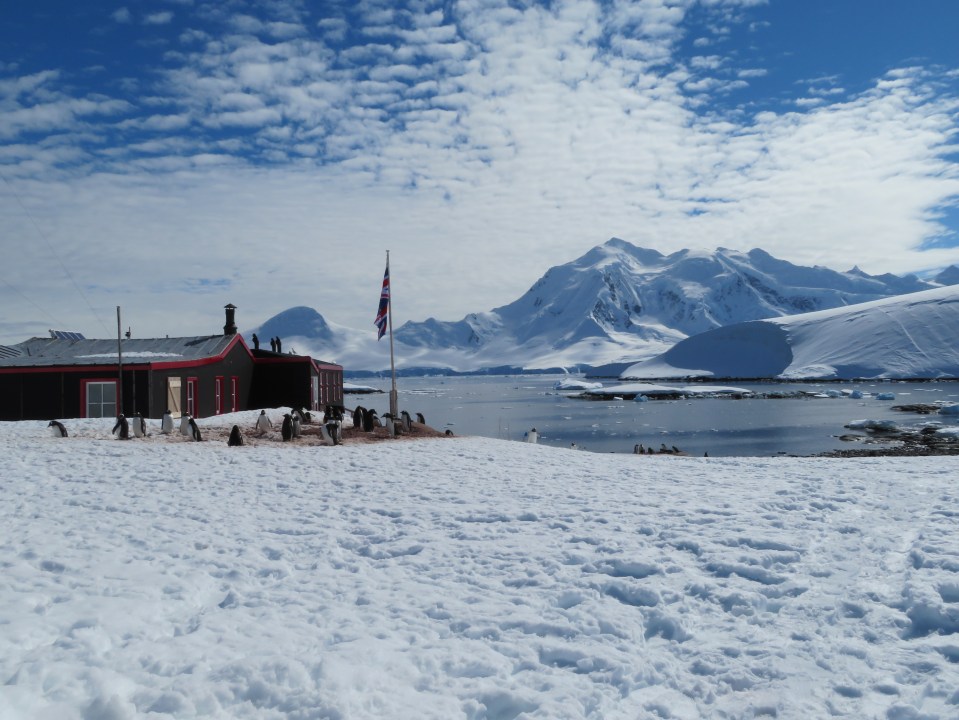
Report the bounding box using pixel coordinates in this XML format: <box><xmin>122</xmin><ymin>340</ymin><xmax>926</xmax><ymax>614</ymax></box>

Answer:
<box><xmin>415</xmin><ymin>412</ymin><xmax>426</xmax><ymax>425</ymax></box>
<box><xmin>319</xmin><ymin>423</ymin><xmax>335</xmax><ymax>446</ymax></box>
<box><xmin>385</xmin><ymin>416</ymin><xmax>396</xmax><ymax>437</ymax></box>
<box><xmin>161</xmin><ymin>409</ymin><xmax>174</xmax><ymax>434</ymax></box>
<box><xmin>444</xmin><ymin>429</ymin><xmax>454</xmax><ymax>436</ymax></box>
<box><xmin>370</xmin><ymin>410</ymin><xmax>381</xmax><ymax>428</ymax></box>
<box><xmin>255</xmin><ymin>409</ymin><xmax>272</xmax><ymax>435</ymax></box>
<box><xmin>48</xmin><ymin>420</ymin><xmax>68</xmax><ymax>438</ymax></box>
<box><xmin>399</xmin><ymin>410</ymin><xmax>412</xmax><ymax>433</ymax></box>
<box><xmin>362</xmin><ymin>408</ymin><xmax>375</xmax><ymax>433</ymax></box>
<box><xmin>228</xmin><ymin>425</ymin><xmax>244</xmax><ymax>446</ymax></box>
<box><xmin>291</xmin><ymin>412</ymin><xmax>301</xmax><ymax>438</ymax></box>
<box><xmin>281</xmin><ymin>413</ymin><xmax>294</xmax><ymax>441</ymax></box>
<box><xmin>188</xmin><ymin>417</ymin><xmax>202</xmax><ymax>442</ymax></box>
<box><xmin>352</xmin><ymin>406</ymin><xmax>365</xmax><ymax>429</ymax></box>
<box><xmin>326</xmin><ymin>420</ymin><xmax>340</xmax><ymax>445</ymax></box>
<box><xmin>112</xmin><ymin>414</ymin><xmax>130</xmax><ymax>440</ymax></box>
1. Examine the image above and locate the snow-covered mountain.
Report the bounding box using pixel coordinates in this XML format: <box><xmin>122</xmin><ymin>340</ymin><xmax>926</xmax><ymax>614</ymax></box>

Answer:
<box><xmin>621</xmin><ymin>284</ymin><xmax>959</xmax><ymax>380</ymax></box>
<box><xmin>246</xmin><ymin>239</ymin><xmax>954</xmax><ymax>373</ymax></box>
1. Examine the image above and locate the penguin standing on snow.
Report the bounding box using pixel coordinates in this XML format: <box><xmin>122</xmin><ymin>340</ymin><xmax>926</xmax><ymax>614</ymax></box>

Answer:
<box><xmin>255</xmin><ymin>409</ymin><xmax>272</xmax><ymax>435</ymax></box>
<box><xmin>48</xmin><ymin>420</ymin><xmax>68</xmax><ymax>438</ymax></box>
<box><xmin>132</xmin><ymin>412</ymin><xmax>146</xmax><ymax>438</ymax></box>
<box><xmin>291</xmin><ymin>412</ymin><xmax>301</xmax><ymax>438</ymax></box>
<box><xmin>319</xmin><ymin>423</ymin><xmax>335</xmax><ymax>446</ymax></box>
<box><xmin>188</xmin><ymin>416</ymin><xmax>202</xmax><ymax>442</ymax></box>
<box><xmin>180</xmin><ymin>414</ymin><xmax>193</xmax><ymax>437</ymax></box>
<box><xmin>227</xmin><ymin>425</ymin><xmax>244</xmax><ymax>446</ymax></box>
<box><xmin>325</xmin><ymin>419</ymin><xmax>340</xmax><ymax>445</ymax></box>
<box><xmin>112</xmin><ymin>414</ymin><xmax>130</xmax><ymax>440</ymax></box>
<box><xmin>161</xmin><ymin>409</ymin><xmax>174</xmax><ymax>434</ymax></box>
<box><xmin>281</xmin><ymin>413</ymin><xmax>294</xmax><ymax>441</ymax></box>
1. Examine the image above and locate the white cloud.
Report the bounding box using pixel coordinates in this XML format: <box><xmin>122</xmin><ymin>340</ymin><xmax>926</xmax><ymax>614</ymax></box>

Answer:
<box><xmin>144</xmin><ymin>11</ymin><xmax>174</xmax><ymax>26</ymax></box>
<box><xmin>112</xmin><ymin>7</ymin><xmax>132</xmax><ymax>24</ymax></box>
<box><xmin>0</xmin><ymin>0</ymin><xmax>957</xmax><ymax>346</ymax></box>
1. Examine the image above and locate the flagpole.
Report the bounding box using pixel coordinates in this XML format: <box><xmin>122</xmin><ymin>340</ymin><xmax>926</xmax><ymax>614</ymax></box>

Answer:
<box><xmin>386</xmin><ymin>250</ymin><xmax>399</xmax><ymax>418</ymax></box>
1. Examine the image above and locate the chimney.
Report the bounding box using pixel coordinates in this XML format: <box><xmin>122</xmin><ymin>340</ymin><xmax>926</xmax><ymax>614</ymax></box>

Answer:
<box><xmin>223</xmin><ymin>304</ymin><xmax>237</xmax><ymax>335</ymax></box>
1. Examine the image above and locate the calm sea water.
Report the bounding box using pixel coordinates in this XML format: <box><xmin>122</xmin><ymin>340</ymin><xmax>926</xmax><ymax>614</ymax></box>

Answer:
<box><xmin>350</xmin><ymin>375</ymin><xmax>959</xmax><ymax>457</ymax></box>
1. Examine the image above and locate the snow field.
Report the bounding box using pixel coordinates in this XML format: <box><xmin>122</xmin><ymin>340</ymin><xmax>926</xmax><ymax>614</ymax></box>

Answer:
<box><xmin>1</xmin><ymin>414</ymin><xmax>958</xmax><ymax>719</ymax></box>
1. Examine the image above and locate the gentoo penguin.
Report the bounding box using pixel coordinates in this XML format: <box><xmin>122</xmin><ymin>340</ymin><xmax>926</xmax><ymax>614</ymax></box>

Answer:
<box><xmin>660</xmin><ymin>443</ymin><xmax>669</xmax><ymax>454</ymax></box>
<box><xmin>634</xmin><ymin>443</ymin><xmax>643</xmax><ymax>455</ymax></box>
<box><xmin>227</xmin><ymin>425</ymin><xmax>244</xmax><ymax>446</ymax></box>
<box><xmin>48</xmin><ymin>420</ymin><xmax>68</xmax><ymax>438</ymax></box>
<box><xmin>291</xmin><ymin>412</ymin><xmax>301</xmax><ymax>438</ymax></box>
<box><xmin>132</xmin><ymin>413</ymin><xmax>146</xmax><ymax>438</ymax></box>
<box><xmin>255</xmin><ymin>409</ymin><xmax>272</xmax><ymax>435</ymax></box>
<box><xmin>180</xmin><ymin>414</ymin><xmax>193</xmax><ymax>437</ymax></box>
<box><xmin>293</xmin><ymin>407</ymin><xmax>311</xmax><ymax>424</ymax></box>
<box><xmin>399</xmin><ymin>410</ymin><xmax>412</xmax><ymax>433</ymax></box>
<box><xmin>112</xmin><ymin>414</ymin><xmax>130</xmax><ymax>440</ymax></box>
<box><xmin>319</xmin><ymin>423</ymin><xmax>335</xmax><ymax>446</ymax></box>
<box><xmin>444</xmin><ymin>429</ymin><xmax>454</xmax><ymax>436</ymax></box>
<box><xmin>525</xmin><ymin>428</ymin><xmax>538</xmax><ymax>444</ymax></box>
<box><xmin>361</xmin><ymin>408</ymin><xmax>375</xmax><ymax>433</ymax></box>
<box><xmin>385</xmin><ymin>416</ymin><xmax>396</xmax><ymax>437</ymax></box>
<box><xmin>188</xmin><ymin>416</ymin><xmax>202</xmax><ymax>442</ymax></box>
<box><xmin>415</xmin><ymin>412</ymin><xmax>426</xmax><ymax>425</ymax></box>
<box><xmin>281</xmin><ymin>413</ymin><xmax>293</xmax><ymax>441</ymax></box>
<box><xmin>370</xmin><ymin>410</ymin><xmax>381</xmax><ymax>428</ymax></box>
<box><xmin>161</xmin><ymin>410</ymin><xmax>174</xmax><ymax>434</ymax></box>
<box><xmin>326</xmin><ymin>420</ymin><xmax>340</xmax><ymax>445</ymax></box>
<box><xmin>352</xmin><ymin>406</ymin><xmax>365</xmax><ymax>429</ymax></box>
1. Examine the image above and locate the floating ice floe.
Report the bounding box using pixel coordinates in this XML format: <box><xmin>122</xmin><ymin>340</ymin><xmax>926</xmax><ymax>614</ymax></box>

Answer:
<box><xmin>845</xmin><ymin>419</ymin><xmax>899</xmax><ymax>432</ymax></box>
<box><xmin>874</xmin><ymin>392</ymin><xmax>896</xmax><ymax>401</ymax></box>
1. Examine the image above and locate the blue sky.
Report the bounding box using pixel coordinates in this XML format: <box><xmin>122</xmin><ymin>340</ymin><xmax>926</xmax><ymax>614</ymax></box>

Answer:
<box><xmin>1</xmin><ymin>0</ymin><xmax>958</xmax><ymax>346</ymax></box>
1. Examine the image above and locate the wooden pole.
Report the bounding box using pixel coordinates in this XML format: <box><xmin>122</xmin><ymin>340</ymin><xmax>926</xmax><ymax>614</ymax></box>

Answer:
<box><xmin>116</xmin><ymin>306</ymin><xmax>123</xmax><ymax>416</ymax></box>
<box><xmin>386</xmin><ymin>251</ymin><xmax>398</xmax><ymax>419</ymax></box>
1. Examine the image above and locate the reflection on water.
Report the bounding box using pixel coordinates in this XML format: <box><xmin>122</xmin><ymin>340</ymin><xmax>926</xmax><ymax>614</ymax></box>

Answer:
<box><xmin>349</xmin><ymin>375</ymin><xmax>959</xmax><ymax>457</ymax></box>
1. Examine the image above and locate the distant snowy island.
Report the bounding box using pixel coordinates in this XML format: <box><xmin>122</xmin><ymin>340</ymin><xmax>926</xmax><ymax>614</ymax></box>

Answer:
<box><xmin>622</xmin><ymin>284</ymin><xmax>959</xmax><ymax>381</ymax></box>
<box><xmin>247</xmin><ymin>240</ymin><xmax>959</xmax><ymax>379</ymax></box>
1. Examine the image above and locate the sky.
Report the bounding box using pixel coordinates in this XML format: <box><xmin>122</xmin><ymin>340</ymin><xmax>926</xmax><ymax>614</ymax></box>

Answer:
<box><xmin>2</xmin><ymin>0</ymin><xmax>959</xmax><ymax>345</ymax></box>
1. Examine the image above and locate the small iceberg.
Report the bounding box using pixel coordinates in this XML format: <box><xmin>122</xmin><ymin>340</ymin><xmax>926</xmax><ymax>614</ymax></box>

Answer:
<box><xmin>845</xmin><ymin>419</ymin><xmax>899</xmax><ymax>432</ymax></box>
<box><xmin>554</xmin><ymin>378</ymin><xmax>603</xmax><ymax>391</ymax></box>
<box><xmin>874</xmin><ymin>392</ymin><xmax>896</xmax><ymax>401</ymax></box>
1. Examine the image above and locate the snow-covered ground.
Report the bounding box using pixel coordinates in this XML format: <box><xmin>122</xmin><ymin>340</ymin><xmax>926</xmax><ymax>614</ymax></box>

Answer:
<box><xmin>2</xmin><ymin>411</ymin><xmax>958</xmax><ymax>719</ymax></box>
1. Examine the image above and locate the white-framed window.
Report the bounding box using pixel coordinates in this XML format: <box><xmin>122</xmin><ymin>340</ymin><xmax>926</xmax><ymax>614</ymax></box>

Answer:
<box><xmin>82</xmin><ymin>379</ymin><xmax>118</xmax><ymax>418</ymax></box>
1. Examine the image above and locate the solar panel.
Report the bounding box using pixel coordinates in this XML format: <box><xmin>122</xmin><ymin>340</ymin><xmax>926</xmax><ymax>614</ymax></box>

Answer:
<box><xmin>0</xmin><ymin>345</ymin><xmax>22</xmax><ymax>359</ymax></box>
<box><xmin>49</xmin><ymin>330</ymin><xmax>86</xmax><ymax>341</ymax></box>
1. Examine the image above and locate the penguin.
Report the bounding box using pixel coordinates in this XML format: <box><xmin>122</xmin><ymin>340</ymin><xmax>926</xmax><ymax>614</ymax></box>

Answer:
<box><xmin>161</xmin><ymin>409</ymin><xmax>174</xmax><ymax>434</ymax></box>
<box><xmin>281</xmin><ymin>413</ymin><xmax>293</xmax><ymax>441</ymax></box>
<box><xmin>634</xmin><ymin>443</ymin><xmax>643</xmax><ymax>455</ymax></box>
<box><xmin>647</xmin><ymin>447</ymin><xmax>654</xmax><ymax>455</ymax></box>
<box><xmin>291</xmin><ymin>412</ymin><xmax>301</xmax><ymax>438</ymax></box>
<box><xmin>112</xmin><ymin>414</ymin><xmax>129</xmax><ymax>440</ymax></box>
<box><xmin>570</xmin><ymin>442</ymin><xmax>578</xmax><ymax>450</ymax></box>
<box><xmin>293</xmin><ymin>407</ymin><xmax>311</xmax><ymax>424</ymax></box>
<box><xmin>352</xmin><ymin>406</ymin><xmax>365</xmax><ymax>429</ymax></box>
<box><xmin>415</xmin><ymin>412</ymin><xmax>426</xmax><ymax>425</ymax></box>
<box><xmin>370</xmin><ymin>410</ymin><xmax>381</xmax><ymax>429</ymax></box>
<box><xmin>228</xmin><ymin>425</ymin><xmax>244</xmax><ymax>446</ymax></box>
<box><xmin>525</xmin><ymin>428</ymin><xmax>538</xmax><ymax>444</ymax></box>
<box><xmin>362</xmin><ymin>408</ymin><xmax>375</xmax><ymax>433</ymax></box>
<box><xmin>444</xmin><ymin>429</ymin><xmax>454</xmax><ymax>436</ymax></box>
<box><xmin>48</xmin><ymin>420</ymin><xmax>68</xmax><ymax>438</ymax></box>
<box><xmin>180</xmin><ymin>414</ymin><xmax>193</xmax><ymax>437</ymax></box>
<box><xmin>672</xmin><ymin>445</ymin><xmax>681</xmax><ymax>454</ymax></box>
<box><xmin>385</xmin><ymin>416</ymin><xmax>396</xmax><ymax>437</ymax></box>
<box><xmin>188</xmin><ymin>416</ymin><xmax>202</xmax><ymax>442</ymax></box>
<box><xmin>399</xmin><ymin>410</ymin><xmax>412</xmax><ymax>433</ymax></box>
<box><xmin>319</xmin><ymin>423</ymin><xmax>335</xmax><ymax>446</ymax></box>
<box><xmin>131</xmin><ymin>413</ymin><xmax>145</xmax><ymax>438</ymax></box>
<box><xmin>325</xmin><ymin>420</ymin><xmax>340</xmax><ymax>445</ymax></box>
<box><xmin>255</xmin><ymin>409</ymin><xmax>272</xmax><ymax>435</ymax></box>
<box><xmin>660</xmin><ymin>443</ymin><xmax>670</xmax><ymax>454</ymax></box>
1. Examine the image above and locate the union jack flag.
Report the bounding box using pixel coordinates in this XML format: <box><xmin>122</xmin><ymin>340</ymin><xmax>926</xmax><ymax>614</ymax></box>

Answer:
<box><xmin>374</xmin><ymin>262</ymin><xmax>390</xmax><ymax>340</ymax></box>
